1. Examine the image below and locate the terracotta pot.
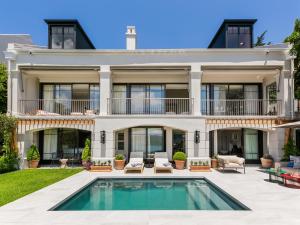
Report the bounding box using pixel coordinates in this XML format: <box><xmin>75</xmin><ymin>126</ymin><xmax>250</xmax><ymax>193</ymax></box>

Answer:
<box><xmin>28</xmin><ymin>160</ymin><xmax>39</xmax><ymax>168</ymax></box>
<box><xmin>260</xmin><ymin>158</ymin><xmax>273</xmax><ymax>168</ymax></box>
<box><xmin>211</xmin><ymin>159</ymin><xmax>218</xmax><ymax>168</ymax></box>
<box><xmin>115</xmin><ymin>160</ymin><xmax>125</xmax><ymax>170</ymax></box>
<box><xmin>82</xmin><ymin>160</ymin><xmax>91</xmax><ymax>170</ymax></box>
<box><xmin>174</xmin><ymin>160</ymin><xmax>185</xmax><ymax>170</ymax></box>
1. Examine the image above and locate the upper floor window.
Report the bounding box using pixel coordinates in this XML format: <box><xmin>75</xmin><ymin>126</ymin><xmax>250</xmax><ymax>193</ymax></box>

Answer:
<box><xmin>227</xmin><ymin>26</ymin><xmax>251</xmax><ymax>48</ymax></box>
<box><xmin>266</xmin><ymin>83</ymin><xmax>277</xmax><ymax>104</ymax></box>
<box><xmin>51</xmin><ymin>26</ymin><xmax>75</xmax><ymax>49</ymax></box>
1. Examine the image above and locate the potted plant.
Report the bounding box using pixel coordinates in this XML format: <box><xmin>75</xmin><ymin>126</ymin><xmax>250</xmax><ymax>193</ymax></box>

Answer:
<box><xmin>26</xmin><ymin>144</ymin><xmax>40</xmax><ymax>168</ymax></box>
<box><xmin>90</xmin><ymin>160</ymin><xmax>112</xmax><ymax>172</ymax></box>
<box><xmin>211</xmin><ymin>155</ymin><xmax>218</xmax><ymax>168</ymax></box>
<box><xmin>190</xmin><ymin>160</ymin><xmax>211</xmax><ymax>172</ymax></box>
<box><xmin>81</xmin><ymin>138</ymin><xmax>91</xmax><ymax>169</ymax></box>
<box><xmin>173</xmin><ymin>151</ymin><xmax>187</xmax><ymax>170</ymax></box>
<box><xmin>114</xmin><ymin>154</ymin><xmax>125</xmax><ymax>170</ymax></box>
<box><xmin>260</xmin><ymin>154</ymin><xmax>273</xmax><ymax>168</ymax></box>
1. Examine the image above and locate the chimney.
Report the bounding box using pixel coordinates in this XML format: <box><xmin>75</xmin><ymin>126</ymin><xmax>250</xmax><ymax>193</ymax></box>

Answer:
<box><xmin>126</xmin><ymin>26</ymin><xmax>136</xmax><ymax>50</ymax></box>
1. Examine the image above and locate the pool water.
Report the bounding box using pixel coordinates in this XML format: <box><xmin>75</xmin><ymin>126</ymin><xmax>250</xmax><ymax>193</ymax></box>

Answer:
<box><xmin>53</xmin><ymin>178</ymin><xmax>248</xmax><ymax>210</ymax></box>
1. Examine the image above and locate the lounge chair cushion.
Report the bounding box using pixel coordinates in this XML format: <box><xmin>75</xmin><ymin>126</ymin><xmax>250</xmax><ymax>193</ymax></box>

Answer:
<box><xmin>130</xmin><ymin>158</ymin><xmax>143</xmax><ymax>163</ymax></box>
<box><xmin>224</xmin><ymin>163</ymin><xmax>244</xmax><ymax>169</ymax></box>
<box><xmin>218</xmin><ymin>155</ymin><xmax>244</xmax><ymax>165</ymax></box>
<box><xmin>155</xmin><ymin>158</ymin><xmax>171</xmax><ymax>167</ymax></box>
<box><xmin>130</xmin><ymin>162</ymin><xmax>143</xmax><ymax>167</ymax></box>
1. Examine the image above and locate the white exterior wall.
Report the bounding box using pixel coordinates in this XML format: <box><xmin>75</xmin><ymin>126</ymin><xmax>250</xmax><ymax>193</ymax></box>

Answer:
<box><xmin>5</xmin><ymin>44</ymin><xmax>293</xmax><ymax>164</ymax></box>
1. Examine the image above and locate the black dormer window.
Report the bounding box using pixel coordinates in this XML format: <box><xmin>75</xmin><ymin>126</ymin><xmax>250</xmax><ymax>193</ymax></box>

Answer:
<box><xmin>227</xmin><ymin>26</ymin><xmax>251</xmax><ymax>48</ymax></box>
<box><xmin>45</xmin><ymin>19</ymin><xmax>95</xmax><ymax>49</ymax></box>
<box><xmin>51</xmin><ymin>26</ymin><xmax>75</xmax><ymax>49</ymax></box>
<box><xmin>208</xmin><ymin>19</ymin><xmax>256</xmax><ymax>48</ymax></box>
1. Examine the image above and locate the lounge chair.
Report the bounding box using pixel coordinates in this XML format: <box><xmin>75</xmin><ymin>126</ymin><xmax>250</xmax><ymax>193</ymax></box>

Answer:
<box><xmin>217</xmin><ymin>155</ymin><xmax>245</xmax><ymax>174</ymax></box>
<box><xmin>154</xmin><ymin>152</ymin><xmax>173</xmax><ymax>173</ymax></box>
<box><xmin>124</xmin><ymin>152</ymin><xmax>144</xmax><ymax>173</ymax></box>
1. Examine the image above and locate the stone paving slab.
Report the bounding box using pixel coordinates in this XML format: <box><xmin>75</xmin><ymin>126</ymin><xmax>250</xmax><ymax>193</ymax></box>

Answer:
<box><xmin>0</xmin><ymin>167</ymin><xmax>300</xmax><ymax>225</ymax></box>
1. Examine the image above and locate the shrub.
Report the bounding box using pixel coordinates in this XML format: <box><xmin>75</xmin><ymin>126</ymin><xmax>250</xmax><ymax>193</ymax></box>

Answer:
<box><xmin>81</xmin><ymin>138</ymin><xmax>91</xmax><ymax>161</ymax></box>
<box><xmin>115</xmin><ymin>154</ymin><xmax>124</xmax><ymax>160</ymax></box>
<box><xmin>26</xmin><ymin>145</ymin><xmax>40</xmax><ymax>161</ymax></box>
<box><xmin>173</xmin><ymin>151</ymin><xmax>187</xmax><ymax>161</ymax></box>
<box><xmin>0</xmin><ymin>152</ymin><xmax>18</xmax><ymax>173</ymax></box>
<box><xmin>282</xmin><ymin>138</ymin><xmax>300</xmax><ymax>161</ymax></box>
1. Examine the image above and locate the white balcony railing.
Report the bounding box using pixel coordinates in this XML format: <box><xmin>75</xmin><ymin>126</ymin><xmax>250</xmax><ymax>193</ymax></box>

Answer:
<box><xmin>19</xmin><ymin>99</ymin><xmax>99</xmax><ymax>116</ymax></box>
<box><xmin>108</xmin><ymin>98</ymin><xmax>193</xmax><ymax>115</ymax></box>
<box><xmin>201</xmin><ymin>99</ymin><xmax>282</xmax><ymax>116</ymax></box>
<box><xmin>18</xmin><ymin>99</ymin><xmax>282</xmax><ymax>117</ymax></box>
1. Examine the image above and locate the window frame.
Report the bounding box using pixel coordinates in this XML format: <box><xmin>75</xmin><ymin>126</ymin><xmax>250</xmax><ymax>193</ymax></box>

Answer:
<box><xmin>49</xmin><ymin>25</ymin><xmax>76</xmax><ymax>49</ymax></box>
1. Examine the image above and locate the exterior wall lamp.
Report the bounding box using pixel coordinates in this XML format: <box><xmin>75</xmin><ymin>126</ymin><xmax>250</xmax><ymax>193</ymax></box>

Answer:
<box><xmin>194</xmin><ymin>130</ymin><xmax>200</xmax><ymax>143</ymax></box>
<box><xmin>100</xmin><ymin>130</ymin><xmax>106</xmax><ymax>144</ymax></box>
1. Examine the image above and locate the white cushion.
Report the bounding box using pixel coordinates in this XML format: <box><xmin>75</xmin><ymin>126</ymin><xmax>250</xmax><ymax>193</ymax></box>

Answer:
<box><xmin>155</xmin><ymin>158</ymin><xmax>171</xmax><ymax>167</ymax></box>
<box><xmin>129</xmin><ymin>158</ymin><xmax>143</xmax><ymax>164</ymax></box>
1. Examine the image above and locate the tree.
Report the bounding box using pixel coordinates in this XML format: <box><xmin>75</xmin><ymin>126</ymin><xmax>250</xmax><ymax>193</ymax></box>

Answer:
<box><xmin>285</xmin><ymin>19</ymin><xmax>300</xmax><ymax>98</ymax></box>
<box><xmin>0</xmin><ymin>64</ymin><xmax>7</xmax><ymax>113</ymax></box>
<box><xmin>255</xmin><ymin>30</ymin><xmax>271</xmax><ymax>47</ymax></box>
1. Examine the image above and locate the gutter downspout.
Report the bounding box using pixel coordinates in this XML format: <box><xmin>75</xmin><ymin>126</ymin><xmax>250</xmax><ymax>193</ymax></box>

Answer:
<box><xmin>291</xmin><ymin>57</ymin><xmax>295</xmax><ymax>120</ymax></box>
<box><xmin>7</xmin><ymin>59</ymin><xmax>12</xmax><ymax>115</ymax></box>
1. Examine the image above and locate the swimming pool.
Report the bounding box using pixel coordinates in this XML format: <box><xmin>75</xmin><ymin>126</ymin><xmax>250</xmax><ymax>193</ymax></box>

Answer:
<box><xmin>52</xmin><ymin>178</ymin><xmax>249</xmax><ymax>211</ymax></box>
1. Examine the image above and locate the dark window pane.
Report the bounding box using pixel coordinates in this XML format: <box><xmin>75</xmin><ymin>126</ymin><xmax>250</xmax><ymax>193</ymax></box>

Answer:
<box><xmin>90</xmin><ymin>85</ymin><xmax>100</xmax><ymax>112</ymax></box>
<box><xmin>51</xmin><ymin>27</ymin><xmax>63</xmax><ymax>49</ymax></box>
<box><xmin>63</xmin><ymin>27</ymin><xmax>75</xmax><ymax>49</ymax></box>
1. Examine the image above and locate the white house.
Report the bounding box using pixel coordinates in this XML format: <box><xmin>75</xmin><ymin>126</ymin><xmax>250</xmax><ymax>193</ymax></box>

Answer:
<box><xmin>4</xmin><ymin>19</ymin><xmax>295</xmax><ymax>167</ymax></box>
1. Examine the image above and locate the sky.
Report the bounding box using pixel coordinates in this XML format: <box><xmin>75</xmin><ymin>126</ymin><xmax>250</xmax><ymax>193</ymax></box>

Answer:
<box><xmin>0</xmin><ymin>0</ymin><xmax>299</xmax><ymax>49</ymax></box>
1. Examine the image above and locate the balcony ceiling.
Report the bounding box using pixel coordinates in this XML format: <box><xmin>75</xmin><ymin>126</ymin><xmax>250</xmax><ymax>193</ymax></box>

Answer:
<box><xmin>202</xmin><ymin>69</ymin><xmax>279</xmax><ymax>83</ymax></box>
<box><xmin>22</xmin><ymin>69</ymin><xmax>99</xmax><ymax>82</ymax></box>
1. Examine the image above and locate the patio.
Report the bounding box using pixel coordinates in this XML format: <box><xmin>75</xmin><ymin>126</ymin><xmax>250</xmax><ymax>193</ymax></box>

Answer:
<box><xmin>0</xmin><ymin>166</ymin><xmax>300</xmax><ymax>225</ymax></box>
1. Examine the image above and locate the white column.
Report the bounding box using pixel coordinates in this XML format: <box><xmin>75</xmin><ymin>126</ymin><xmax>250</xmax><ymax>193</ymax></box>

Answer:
<box><xmin>190</xmin><ymin>65</ymin><xmax>202</xmax><ymax>116</ymax></box>
<box><xmin>99</xmin><ymin>65</ymin><xmax>111</xmax><ymax>115</ymax></box>
<box><xmin>187</xmin><ymin>131</ymin><xmax>195</xmax><ymax>158</ymax></box>
<box><xmin>165</xmin><ymin>127</ymin><xmax>173</xmax><ymax>160</ymax></box>
<box><xmin>11</xmin><ymin>70</ymin><xmax>20</xmax><ymax>115</ymax></box>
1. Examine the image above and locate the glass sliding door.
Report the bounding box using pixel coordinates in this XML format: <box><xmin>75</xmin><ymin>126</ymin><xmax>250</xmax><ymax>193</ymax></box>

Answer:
<box><xmin>131</xmin><ymin>128</ymin><xmax>147</xmax><ymax>158</ymax></box>
<box><xmin>172</xmin><ymin>130</ymin><xmax>186</xmax><ymax>155</ymax></box>
<box><xmin>112</xmin><ymin>85</ymin><xmax>127</xmax><ymax>114</ymax></box>
<box><xmin>42</xmin><ymin>128</ymin><xmax>91</xmax><ymax>161</ymax></box>
<box><xmin>243</xmin><ymin>129</ymin><xmax>259</xmax><ymax>160</ymax></box>
<box><xmin>72</xmin><ymin>84</ymin><xmax>89</xmax><ymax>113</ymax></box>
<box><xmin>147</xmin><ymin>128</ymin><xmax>164</xmax><ymax>158</ymax></box>
<box><xmin>55</xmin><ymin>85</ymin><xmax>72</xmax><ymax>114</ymax></box>
<box><xmin>43</xmin><ymin>129</ymin><xmax>58</xmax><ymax>160</ymax></box>
<box><xmin>211</xmin><ymin>84</ymin><xmax>260</xmax><ymax>115</ymax></box>
<box><xmin>213</xmin><ymin>85</ymin><xmax>227</xmax><ymax>115</ymax></box>
<box><xmin>201</xmin><ymin>84</ymin><xmax>209</xmax><ymax>115</ymax></box>
<box><xmin>130</xmin><ymin>127</ymin><xmax>164</xmax><ymax>159</ymax></box>
<box><xmin>131</xmin><ymin>85</ymin><xmax>146</xmax><ymax>114</ymax></box>
<box><xmin>148</xmin><ymin>85</ymin><xmax>165</xmax><ymax>114</ymax></box>
<box><xmin>227</xmin><ymin>85</ymin><xmax>243</xmax><ymax>115</ymax></box>
<box><xmin>244</xmin><ymin>85</ymin><xmax>259</xmax><ymax>115</ymax></box>
<box><xmin>90</xmin><ymin>84</ymin><xmax>100</xmax><ymax>113</ymax></box>
<box><xmin>43</xmin><ymin>85</ymin><xmax>55</xmax><ymax>113</ymax></box>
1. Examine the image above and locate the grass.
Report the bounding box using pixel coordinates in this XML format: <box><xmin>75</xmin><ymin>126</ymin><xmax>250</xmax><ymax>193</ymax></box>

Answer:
<box><xmin>0</xmin><ymin>168</ymin><xmax>82</xmax><ymax>206</ymax></box>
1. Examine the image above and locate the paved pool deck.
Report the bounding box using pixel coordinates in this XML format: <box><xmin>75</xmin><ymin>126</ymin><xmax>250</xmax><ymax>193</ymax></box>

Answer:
<box><xmin>0</xmin><ymin>166</ymin><xmax>300</xmax><ymax>225</ymax></box>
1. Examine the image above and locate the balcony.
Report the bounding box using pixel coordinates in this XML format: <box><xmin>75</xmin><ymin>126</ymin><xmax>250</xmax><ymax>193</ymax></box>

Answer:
<box><xmin>108</xmin><ymin>98</ymin><xmax>193</xmax><ymax>115</ymax></box>
<box><xmin>201</xmin><ymin>99</ymin><xmax>282</xmax><ymax>116</ymax></box>
<box><xmin>19</xmin><ymin>99</ymin><xmax>99</xmax><ymax>116</ymax></box>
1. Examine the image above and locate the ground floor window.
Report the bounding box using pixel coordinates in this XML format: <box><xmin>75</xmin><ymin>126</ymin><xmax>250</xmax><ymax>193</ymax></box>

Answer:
<box><xmin>172</xmin><ymin>129</ymin><xmax>186</xmax><ymax>155</ymax></box>
<box><xmin>40</xmin><ymin>128</ymin><xmax>91</xmax><ymax>161</ymax></box>
<box><xmin>129</xmin><ymin>127</ymin><xmax>164</xmax><ymax>159</ymax></box>
<box><xmin>214</xmin><ymin>128</ymin><xmax>262</xmax><ymax>161</ymax></box>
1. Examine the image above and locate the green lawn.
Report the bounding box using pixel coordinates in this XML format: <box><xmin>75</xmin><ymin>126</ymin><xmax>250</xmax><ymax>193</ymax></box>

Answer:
<box><xmin>0</xmin><ymin>168</ymin><xmax>82</xmax><ymax>206</ymax></box>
